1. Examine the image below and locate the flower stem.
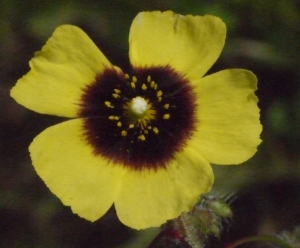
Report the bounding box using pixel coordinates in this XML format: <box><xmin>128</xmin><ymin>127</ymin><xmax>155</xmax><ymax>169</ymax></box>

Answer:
<box><xmin>225</xmin><ymin>235</ymin><xmax>293</xmax><ymax>248</ymax></box>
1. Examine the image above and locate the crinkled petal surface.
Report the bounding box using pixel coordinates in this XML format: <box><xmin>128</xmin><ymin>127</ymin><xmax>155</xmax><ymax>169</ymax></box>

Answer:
<box><xmin>192</xmin><ymin>69</ymin><xmax>262</xmax><ymax>165</ymax></box>
<box><xmin>129</xmin><ymin>11</ymin><xmax>226</xmax><ymax>82</ymax></box>
<box><xmin>11</xmin><ymin>25</ymin><xmax>112</xmax><ymax>117</ymax></box>
<box><xmin>115</xmin><ymin>147</ymin><xmax>213</xmax><ymax>229</ymax></box>
<box><xmin>29</xmin><ymin>119</ymin><xmax>125</xmax><ymax>221</ymax></box>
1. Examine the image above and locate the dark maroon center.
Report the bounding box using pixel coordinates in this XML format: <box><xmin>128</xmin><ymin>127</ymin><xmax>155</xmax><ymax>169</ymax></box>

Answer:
<box><xmin>79</xmin><ymin>66</ymin><xmax>197</xmax><ymax>171</ymax></box>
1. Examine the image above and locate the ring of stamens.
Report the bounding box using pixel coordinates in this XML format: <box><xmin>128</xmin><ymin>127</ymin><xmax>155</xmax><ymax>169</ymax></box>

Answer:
<box><xmin>80</xmin><ymin>66</ymin><xmax>196</xmax><ymax>170</ymax></box>
<box><xmin>106</xmin><ymin>73</ymin><xmax>168</xmax><ymax>142</ymax></box>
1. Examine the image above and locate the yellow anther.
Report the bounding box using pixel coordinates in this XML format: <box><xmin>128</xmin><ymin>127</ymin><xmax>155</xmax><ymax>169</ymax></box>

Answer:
<box><xmin>142</xmin><ymin>84</ymin><xmax>147</xmax><ymax>90</ymax></box>
<box><xmin>108</xmin><ymin>116</ymin><xmax>114</xmax><ymax>120</ymax></box>
<box><xmin>114</xmin><ymin>89</ymin><xmax>121</xmax><ymax>94</ymax></box>
<box><xmin>129</xmin><ymin>124</ymin><xmax>134</xmax><ymax>129</ymax></box>
<box><xmin>147</xmin><ymin>75</ymin><xmax>151</xmax><ymax>83</ymax></box>
<box><xmin>150</xmin><ymin>81</ymin><xmax>155</xmax><ymax>88</ymax></box>
<box><xmin>121</xmin><ymin>130</ymin><xmax>127</xmax><ymax>136</ymax></box>
<box><xmin>132</xmin><ymin>76</ymin><xmax>137</xmax><ymax>83</ymax></box>
<box><xmin>114</xmin><ymin>116</ymin><xmax>119</xmax><ymax>120</ymax></box>
<box><xmin>148</xmin><ymin>126</ymin><xmax>152</xmax><ymax>129</ymax></box>
<box><xmin>112</xmin><ymin>93</ymin><xmax>120</xmax><ymax>99</ymax></box>
<box><xmin>138</xmin><ymin>135</ymin><xmax>146</xmax><ymax>141</ymax></box>
<box><xmin>117</xmin><ymin>122</ymin><xmax>122</xmax><ymax>127</ymax></box>
<box><xmin>157</xmin><ymin>90</ymin><xmax>162</xmax><ymax>97</ymax></box>
<box><xmin>104</xmin><ymin>101</ymin><xmax>113</xmax><ymax>108</ymax></box>
<box><xmin>154</xmin><ymin>84</ymin><xmax>158</xmax><ymax>90</ymax></box>
<box><xmin>130</xmin><ymin>82</ymin><xmax>135</xmax><ymax>89</ymax></box>
<box><xmin>143</xmin><ymin>129</ymin><xmax>149</xmax><ymax>134</ymax></box>
<box><xmin>153</xmin><ymin>127</ymin><xmax>159</xmax><ymax>134</ymax></box>
<box><xmin>158</xmin><ymin>97</ymin><xmax>162</xmax><ymax>102</ymax></box>
<box><xmin>163</xmin><ymin>114</ymin><xmax>170</xmax><ymax>119</ymax></box>
<box><xmin>164</xmin><ymin>104</ymin><xmax>170</xmax><ymax>109</ymax></box>
<box><xmin>125</xmin><ymin>74</ymin><xmax>130</xmax><ymax>79</ymax></box>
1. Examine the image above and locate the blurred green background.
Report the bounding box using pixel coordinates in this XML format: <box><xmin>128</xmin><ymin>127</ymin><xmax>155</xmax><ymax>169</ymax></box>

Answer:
<box><xmin>1</xmin><ymin>0</ymin><xmax>300</xmax><ymax>247</ymax></box>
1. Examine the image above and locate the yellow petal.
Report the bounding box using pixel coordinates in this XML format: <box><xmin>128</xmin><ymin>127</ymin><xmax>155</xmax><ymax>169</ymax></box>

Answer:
<box><xmin>29</xmin><ymin>119</ymin><xmax>125</xmax><ymax>221</ymax></box>
<box><xmin>129</xmin><ymin>11</ymin><xmax>226</xmax><ymax>81</ymax></box>
<box><xmin>11</xmin><ymin>25</ymin><xmax>113</xmax><ymax>117</ymax></box>
<box><xmin>193</xmin><ymin>69</ymin><xmax>262</xmax><ymax>165</ymax></box>
<box><xmin>115</xmin><ymin>147</ymin><xmax>213</xmax><ymax>229</ymax></box>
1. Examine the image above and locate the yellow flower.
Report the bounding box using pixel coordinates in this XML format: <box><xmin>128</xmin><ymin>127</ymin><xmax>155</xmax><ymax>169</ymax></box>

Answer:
<box><xmin>10</xmin><ymin>11</ymin><xmax>262</xmax><ymax>229</ymax></box>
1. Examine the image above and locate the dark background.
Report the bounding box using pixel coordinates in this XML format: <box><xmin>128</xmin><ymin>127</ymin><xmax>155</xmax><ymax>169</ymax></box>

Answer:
<box><xmin>1</xmin><ymin>0</ymin><xmax>300</xmax><ymax>247</ymax></box>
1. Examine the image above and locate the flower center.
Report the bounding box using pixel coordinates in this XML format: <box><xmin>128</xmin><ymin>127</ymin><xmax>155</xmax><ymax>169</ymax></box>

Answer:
<box><xmin>123</xmin><ymin>96</ymin><xmax>156</xmax><ymax>132</ymax></box>
<box><xmin>79</xmin><ymin>66</ymin><xmax>197</xmax><ymax>171</ymax></box>
<box><xmin>130</xmin><ymin>96</ymin><xmax>147</xmax><ymax>116</ymax></box>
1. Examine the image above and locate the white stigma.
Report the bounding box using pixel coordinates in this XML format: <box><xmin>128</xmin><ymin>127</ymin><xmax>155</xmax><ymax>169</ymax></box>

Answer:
<box><xmin>131</xmin><ymin>96</ymin><xmax>148</xmax><ymax>115</ymax></box>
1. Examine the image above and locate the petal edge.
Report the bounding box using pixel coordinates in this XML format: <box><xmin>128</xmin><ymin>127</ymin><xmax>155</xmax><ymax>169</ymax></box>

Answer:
<box><xmin>129</xmin><ymin>11</ymin><xmax>226</xmax><ymax>81</ymax></box>
<box><xmin>115</xmin><ymin>147</ymin><xmax>213</xmax><ymax>229</ymax></box>
<box><xmin>11</xmin><ymin>25</ymin><xmax>113</xmax><ymax>117</ymax></box>
<box><xmin>29</xmin><ymin>119</ymin><xmax>125</xmax><ymax>221</ymax></box>
<box><xmin>193</xmin><ymin>69</ymin><xmax>262</xmax><ymax>165</ymax></box>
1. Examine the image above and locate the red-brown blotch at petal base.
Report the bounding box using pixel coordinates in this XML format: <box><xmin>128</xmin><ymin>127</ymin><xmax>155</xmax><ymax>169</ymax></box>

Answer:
<box><xmin>79</xmin><ymin>66</ymin><xmax>197</xmax><ymax>171</ymax></box>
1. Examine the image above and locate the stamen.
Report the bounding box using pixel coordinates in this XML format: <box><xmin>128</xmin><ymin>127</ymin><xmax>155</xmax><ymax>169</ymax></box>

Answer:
<box><xmin>163</xmin><ymin>114</ymin><xmax>170</xmax><ymax>119</ymax></box>
<box><xmin>105</xmin><ymin>101</ymin><xmax>114</xmax><ymax>108</ymax></box>
<box><xmin>142</xmin><ymin>84</ymin><xmax>147</xmax><ymax>90</ymax></box>
<box><xmin>153</xmin><ymin>127</ymin><xmax>159</xmax><ymax>134</ymax></box>
<box><xmin>164</xmin><ymin>104</ymin><xmax>170</xmax><ymax>109</ymax></box>
<box><xmin>147</xmin><ymin>75</ymin><xmax>151</xmax><ymax>83</ymax></box>
<box><xmin>130</xmin><ymin>82</ymin><xmax>136</xmax><ymax>89</ymax></box>
<box><xmin>121</xmin><ymin>130</ymin><xmax>127</xmax><ymax>136</ymax></box>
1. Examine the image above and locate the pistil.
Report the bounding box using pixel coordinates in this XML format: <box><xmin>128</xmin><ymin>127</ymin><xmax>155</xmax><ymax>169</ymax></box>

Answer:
<box><xmin>130</xmin><ymin>96</ymin><xmax>148</xmax><ymax>117</ymax></box>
